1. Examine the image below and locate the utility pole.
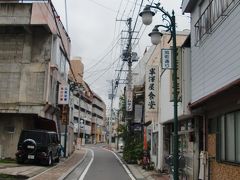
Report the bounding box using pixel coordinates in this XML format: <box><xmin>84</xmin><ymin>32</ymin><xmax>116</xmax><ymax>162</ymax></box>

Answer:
<box><xmin>109</xmin><ymin>79</ymin><xmax>114</xmax><ymax>148</ymax></box>
<box><xmin>125</xmin><ymin>18</ymin><xmax>133</xmax><ymax>113</ymax></box>
<box><xmin>64</xmin><ymin>0</ymin><xmax>68</xmax><ymax>32</ymax></box>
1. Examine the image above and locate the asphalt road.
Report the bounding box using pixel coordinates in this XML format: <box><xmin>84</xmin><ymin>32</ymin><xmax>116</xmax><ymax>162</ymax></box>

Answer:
<box><xmin>65</xmin><ymin>144</ymin><xmax>133</xmax><ymax>180</ymax></box>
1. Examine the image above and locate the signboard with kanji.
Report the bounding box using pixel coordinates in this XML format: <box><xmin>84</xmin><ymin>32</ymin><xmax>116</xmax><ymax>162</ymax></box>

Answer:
<box><xmin>126</xmin><ymin>90</ymin><xmax>133</xmax><ymax>111</ymax></box>
<box><xmin>161</xmin><ymin>49</ymin><xmax>172</xmax><ymax>69</ymax></box>
<box><xmin>145</xmin><ymin>66</ymin><xmax>159</xmax><ymax>112</ymax></box>
<box><xmin>58</xmin><ymin>84</ymin><xmax>69</xmax><ymax>104</ymax></box>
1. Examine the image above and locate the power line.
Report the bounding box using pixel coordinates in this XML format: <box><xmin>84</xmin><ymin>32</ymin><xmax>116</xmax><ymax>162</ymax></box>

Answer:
<box><xmin>88</xmin><ymin>0</ymin><xmax>118</xmax><ymax>13</ymax></box>
<box><xmin>88</xmin><ymin>57</ymin><xmax>120</xmax><ymax>84</ymax></box>
<box><xmin>84</xmin><ymin>37</ymin><xmax>121</xmax><ymax>73</ymax></box>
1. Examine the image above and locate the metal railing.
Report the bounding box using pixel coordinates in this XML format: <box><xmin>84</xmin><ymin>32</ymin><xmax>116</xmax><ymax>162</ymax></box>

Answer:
<box><xmin>0</xmin><ymin>0</ymin><xmax>50</xmax><ymax>2</ymax></box>
<box><xmin>194</xmin><ymin>0</ymin><xmax>239</xmax><ymax>45</ymax></box>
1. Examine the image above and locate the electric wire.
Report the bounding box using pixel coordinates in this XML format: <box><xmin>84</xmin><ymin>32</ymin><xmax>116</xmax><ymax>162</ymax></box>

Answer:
<box><xmin>84</xmin><ymin>37</ymin><xmax>121</xmax><ymax>73</ymax></box>
<box><xmin>88</xmin><ymin>0</ymin><xmax>118</xmax><ymax>13</ymax></box>
<box><xmin>87</xmin><ymin>57</ymin><xmax>121</xmax><ymax>84</ymax></box>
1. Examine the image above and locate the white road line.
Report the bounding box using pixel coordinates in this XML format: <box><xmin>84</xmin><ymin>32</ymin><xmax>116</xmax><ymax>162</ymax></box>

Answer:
<box><xmin>104</xmin><ymin>148</ymin><xmax>136</xmax><ymax>180</ymax></box>
<box><xmin>78</xmin><ymin>149</ymin><xmax>94</xmax><ymax>180</ymax></box>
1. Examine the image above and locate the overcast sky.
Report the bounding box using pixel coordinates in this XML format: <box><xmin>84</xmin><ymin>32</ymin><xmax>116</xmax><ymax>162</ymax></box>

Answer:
<box><xmin>51</xmin><ymin>0</ymin><xmax>190</xmax><ymax>109</ymax></box>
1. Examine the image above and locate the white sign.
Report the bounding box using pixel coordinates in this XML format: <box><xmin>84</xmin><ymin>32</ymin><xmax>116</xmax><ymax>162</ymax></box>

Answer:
<box><xmin>126</xmin><ymin>90</ymin><xmax>133</xmax><ymax>111</ymax></box>
<box><xmin>145</xmin><ymin>66</ymin><xmax>159</xmax><ymax>112</ymax></box>
<box><xmin>161</xmin><ymin>49</ymin><xmax>172</xmax><ymax>69</ymax></box>
<box><xmin>58</xmin><ymin>84</ymin><xmax>69</xmax><ymax>104</ymax></box>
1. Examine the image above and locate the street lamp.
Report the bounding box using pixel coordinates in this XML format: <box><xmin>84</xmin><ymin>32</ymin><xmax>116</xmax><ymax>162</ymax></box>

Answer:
<box><xmin>139</xmin><ymin>3</ymin><xmax>179</xmax><ymax>180</ymax></box>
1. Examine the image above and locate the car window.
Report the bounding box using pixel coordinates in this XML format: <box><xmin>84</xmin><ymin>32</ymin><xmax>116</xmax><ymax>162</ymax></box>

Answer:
<box><xmin>19</xmin><ymin>131</ymin><xmax>44</xmax><ymax>144</ymax></box>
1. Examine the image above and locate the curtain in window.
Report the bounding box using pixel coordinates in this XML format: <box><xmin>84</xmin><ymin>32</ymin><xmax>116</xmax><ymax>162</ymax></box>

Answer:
<box><xmin>236</xmin><ymin>111</ymin><xmax>240</xmax><ymax>162</ymax></box>
<box><xmin>226</xmin><ymin>113</ymin><xmax>235</xmax><ymax>161</ymax></box>
<box><xmin>220</xmin><ymin>115</ymin><xmax>225</xmax><ymax>160</ymax></box>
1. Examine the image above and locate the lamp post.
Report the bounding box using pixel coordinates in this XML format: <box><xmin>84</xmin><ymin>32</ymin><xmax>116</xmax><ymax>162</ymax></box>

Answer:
<box><xmin>82</xmin><ymin>116</ymin><xmax>86</xmax><ymax>145</ymax></box>
<box><xmin>94</xmin><ymin>117</ymin><xmax>96</xmax><ymax>144</ymax></box>
<box><xmin>139</xmin><ymin>3</ymin><xmax>179</xmax><ymax>180</ymax></box>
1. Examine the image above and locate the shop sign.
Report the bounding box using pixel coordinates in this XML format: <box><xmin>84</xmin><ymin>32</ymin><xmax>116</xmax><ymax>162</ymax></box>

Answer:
<box><xmin>145</xmin><ymin>66</ymin><xmax>159</xmax><ymax>112</ymax></box>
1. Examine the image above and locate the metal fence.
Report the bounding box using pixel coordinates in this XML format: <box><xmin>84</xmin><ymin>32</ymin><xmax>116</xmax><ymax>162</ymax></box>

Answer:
<box><xmin>0</xmin><ymin>0</ymin><xmax>50</xmax><ymax>2</ymax></box>
<box><xmin>194</xmin><ymin>0</ymin><xmax>239</xmax><ymax>45</ymax></box>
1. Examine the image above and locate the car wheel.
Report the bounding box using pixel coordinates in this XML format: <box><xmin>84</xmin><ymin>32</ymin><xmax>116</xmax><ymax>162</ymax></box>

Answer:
<box><xmin>16</xmin><ymin>158</ymin><xmax>24</xmax><ymax>164</ymax></box>
<box><xmin>47</xmin><ymin>153</ymin><xmax>53</xmax><ymax>166</ymax></box>
<box><xmin>55</xmin><ymin>156</ymin><xmax>60</xmax><ymax>163</ymax></box>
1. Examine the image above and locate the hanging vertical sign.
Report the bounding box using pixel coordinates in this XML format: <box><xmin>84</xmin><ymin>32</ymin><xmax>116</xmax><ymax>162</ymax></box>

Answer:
<box><xmin>134</xmin><ymin>104</ymin><xmax>143</xmax><ymax>123</ymax></box>
<box><xmin>58</xmin><ymin>84</ymin><xmax>69</xmax><ymax>104</ymax></box>
<box><xmin>145</xmin><ymin>66</ymin><xmax>159</xmax><ymax>112</ymax></box>
<box><xmin>161</xmin><ymin>49</ymin><xmax>172</xmax><ymax>69</ymax></box>
<box><xmin>126</xmin><ymin>89</ymin><xmax>133</xmax><ymax>111</ymax></box>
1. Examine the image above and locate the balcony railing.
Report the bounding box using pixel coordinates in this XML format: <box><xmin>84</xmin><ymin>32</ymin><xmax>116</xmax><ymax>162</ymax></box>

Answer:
<box><xmin>0</xmin><ymin>0</ymin><xmax>50</xmax><ymax>2</ymax></box>
<box><xmin>194</xmin><ymin>0</ymin><xmax>239</xmax><ymax>45</ymax></box>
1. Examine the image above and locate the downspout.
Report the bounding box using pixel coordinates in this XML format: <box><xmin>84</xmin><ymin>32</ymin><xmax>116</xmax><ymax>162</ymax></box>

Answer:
<box><xmin>45</xmin><ymin>35</ymin><xmax>54</xmax><ymax>104</ymax></box>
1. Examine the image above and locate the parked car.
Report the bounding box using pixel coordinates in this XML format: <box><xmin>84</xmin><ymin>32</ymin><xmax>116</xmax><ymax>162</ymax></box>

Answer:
<box><xmin>16</xmin><ymin>129</ymin><xmax>61</xmax><ymax>166</ymax></box>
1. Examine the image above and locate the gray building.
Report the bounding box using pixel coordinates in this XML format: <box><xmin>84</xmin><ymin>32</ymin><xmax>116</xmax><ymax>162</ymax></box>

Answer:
<box><xmin>0</xmin><ymin>1</ymin><xmax>70</xmax><ymax>158</ymax></box>
<box><xmin>182</xmin><ymin>0</ymin><xmax>240</xmax><ymax>179</ymax></box>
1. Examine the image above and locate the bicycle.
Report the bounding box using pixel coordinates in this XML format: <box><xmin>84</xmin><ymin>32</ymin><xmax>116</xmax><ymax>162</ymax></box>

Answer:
<box><xmin>165</xmin><ymin>154</ymin><xmax>188</xmax><ymax>180</ymax></box>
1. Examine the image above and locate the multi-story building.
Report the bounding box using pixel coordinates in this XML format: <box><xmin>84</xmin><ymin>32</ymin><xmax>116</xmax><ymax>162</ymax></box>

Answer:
<box><xmin>69</xmin><ymin>58</ymin><xmax>93</xmax><ymax>145</ymax></box>
<box><xmin>0</xmin><ymin>1</ymin><xmax>70</xmax><ymax>158</ymax></box>
<box><xmin>69</xmin><ymin>58</ymin><xmax>106</xmax><ymax>145</ymax></box>
<box><xmin>182</xmin><ymin>0</ymin><xmax>240</xmax><ymax>179</ymax></box>
<box><xmin>141</xmin><ymin>31</ymin><xmax>189</xmax><ymax>171</ymax></box>
<box><xmin>92</xmin><ymin>92</ymin><xmax>106</xmax><ymax>143</ymax></box>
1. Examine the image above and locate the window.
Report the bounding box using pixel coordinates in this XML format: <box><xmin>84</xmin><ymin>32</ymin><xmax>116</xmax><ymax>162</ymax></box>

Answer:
<box><xmin>195</xmin><ymin>0</ymin><xmax>236</xmax><ymax>44</ymax></box>
<box><xmin>218</xmin><ymin>111</ymin><xmax>240</xmax><ymax>163</ymax></box>
<box><xmin>152</xmin><ymin>132</ymin><xmax>158</xmax><ymax>155</ymax></box>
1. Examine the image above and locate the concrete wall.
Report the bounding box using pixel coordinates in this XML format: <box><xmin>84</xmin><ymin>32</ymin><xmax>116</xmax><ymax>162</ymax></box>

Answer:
<box><xmin>0</xmin><ymin>114</ymin><xmax>34</xmax><ymax>158</ymax></box>
<box><xmin>160</xmin><ymin>32</ymin><xmax>189</xmax><ymax>124</ymax></box>
<box><xmin>69</xmin><ymin>58</ymin><xmax>84</xmax><ymax>84</ymax></box>
<box><xmin>0</xmin><ymin>26</ymin><xmax>51</xmax><ymax>113</ymax></box>
<box><xmin>0</xmin><ymin>3</ymin><xmax>31</xmax><ymax>24</ymax></box>
<box><xmin>132</xmin><ymin>46</ymin><xmax>156</xmax><ymax>86</ymax></box>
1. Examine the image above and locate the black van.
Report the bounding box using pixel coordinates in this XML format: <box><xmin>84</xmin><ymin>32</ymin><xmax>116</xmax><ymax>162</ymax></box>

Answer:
<box><xmin>16</xmin><ymin>129</ymin><xmax>61</xmax><ymax>166</ymax></box>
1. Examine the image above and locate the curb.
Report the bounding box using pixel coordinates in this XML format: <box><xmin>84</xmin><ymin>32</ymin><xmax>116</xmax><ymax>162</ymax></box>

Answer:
<box><xmin>58</xmin><ymin>148</ymin><xmax>88</xmax><ymax>180</ymax></box>
<box><xmin>109</xmin><ymin>148</ymin><xmax>156</xmax><ymax>180</ymax></box>
<box><xmin>103</xmin><ymin>147</ymin><xmax>138</xmax><ymax>180</ymax></box>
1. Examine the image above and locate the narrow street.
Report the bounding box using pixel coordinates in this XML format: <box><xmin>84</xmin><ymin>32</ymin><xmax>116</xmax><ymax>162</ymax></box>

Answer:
<box><xmin>65</xmin><ymin>145</ymin><xmax>134</xmax><ymax>180</ymax></box>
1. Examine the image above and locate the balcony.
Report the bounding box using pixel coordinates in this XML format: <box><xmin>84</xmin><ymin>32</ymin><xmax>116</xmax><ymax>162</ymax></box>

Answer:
<box><xmin>73</xmin><ymin>123</ymin><xmax>91</xmax><ymax>135</ymax></box>
<box><xmin>194</xmin><ymin>0</ymin><xmax>237</xmax><ymax>45</ymax></box>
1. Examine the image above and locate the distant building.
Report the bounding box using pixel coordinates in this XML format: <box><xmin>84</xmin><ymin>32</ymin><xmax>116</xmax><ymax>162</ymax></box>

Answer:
<box><xmin>92</xmin><ymin>92</ymin><xmax>106</xmax><ymax>143</ymax></box>
<box><xmin>69</xmin><ymin>59</ymin><xmax>106</xmax><ymax>146</ymax></box>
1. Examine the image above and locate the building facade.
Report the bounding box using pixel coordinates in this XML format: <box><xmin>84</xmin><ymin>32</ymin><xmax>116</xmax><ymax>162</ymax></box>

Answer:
<box><xmin>0</xmin><ymin>1</ymin><xmax>70</xmax><ymax>158</ymax></box>
<box><xmin>182</xmin><ymin>0</ymin><xmax>240</xmax><ymax>179</ymax></box>
<box><xmin>92</xmin><ymin>93</ymin><xmax>106</xmax><ymax>143</ymax></box>
<box><xmin>69</xmin><ymin>59</ymin><xmax>106</xmax><ymax>146</ymax></box>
